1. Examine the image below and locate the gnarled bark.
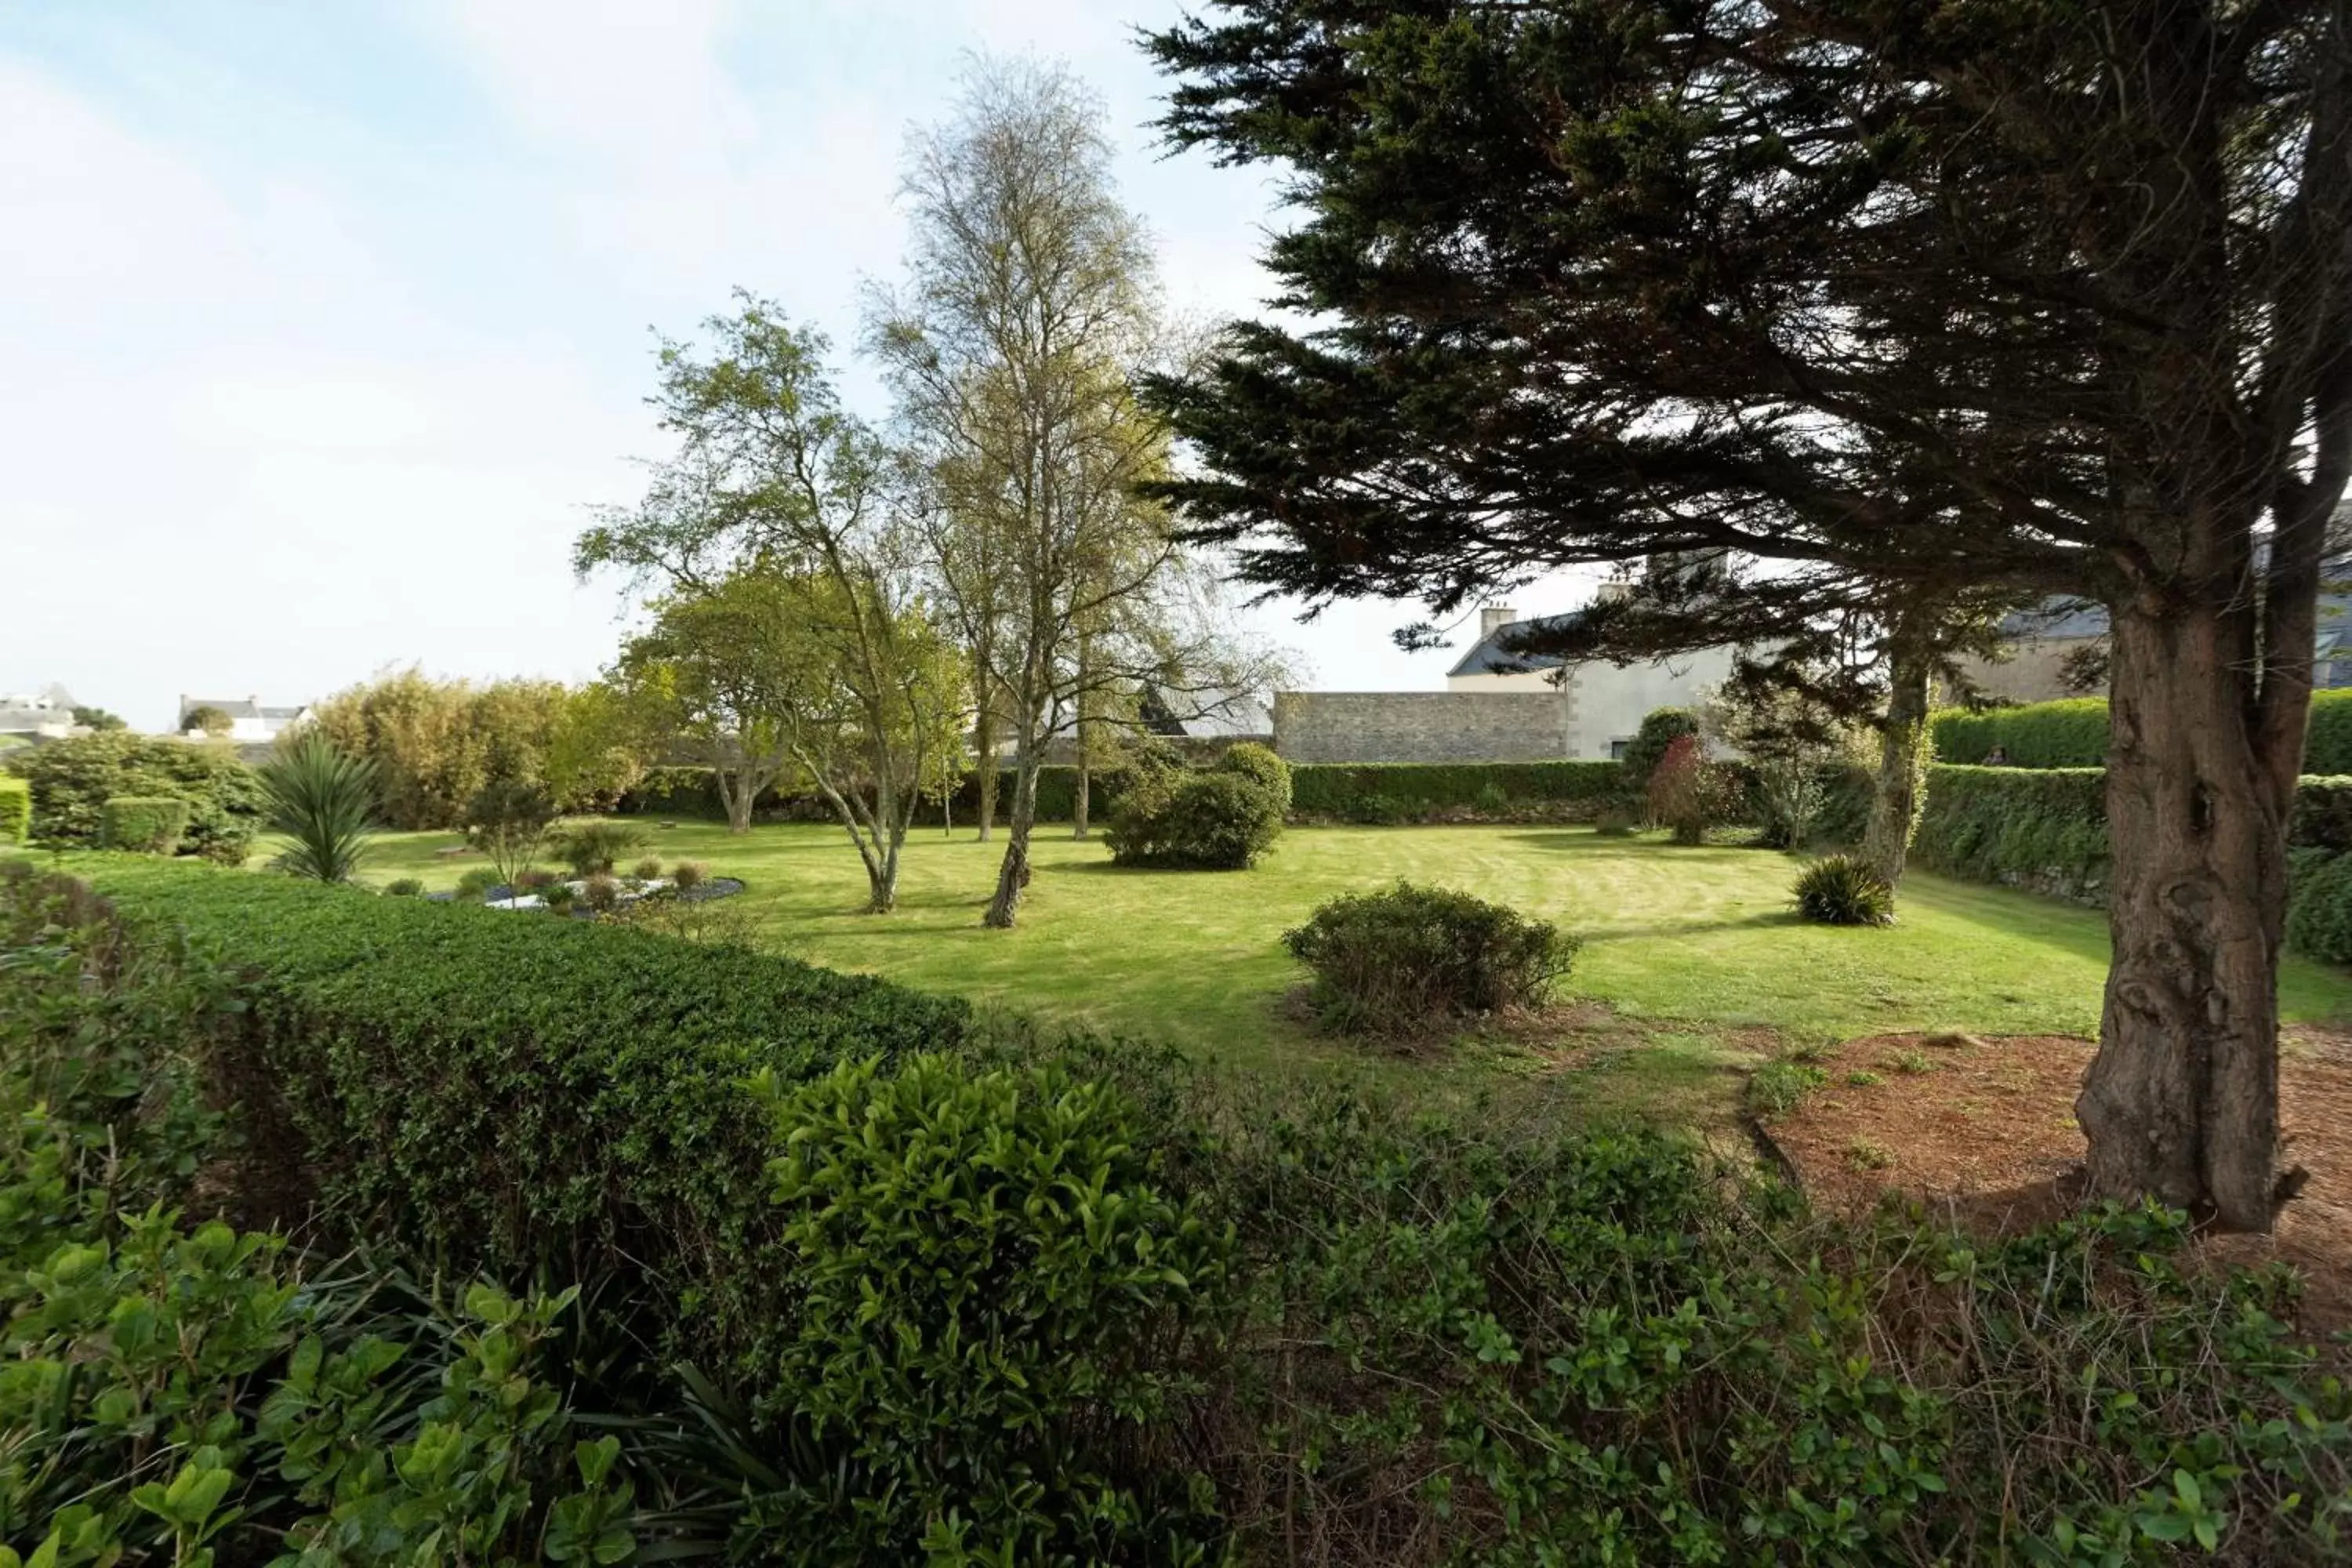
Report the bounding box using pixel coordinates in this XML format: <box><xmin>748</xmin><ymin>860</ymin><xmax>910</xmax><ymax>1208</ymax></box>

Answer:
<box><xmin>2077</xmin><ymin>605</ymin><xmax>2294</xmax><ymax>1231</ymax></box>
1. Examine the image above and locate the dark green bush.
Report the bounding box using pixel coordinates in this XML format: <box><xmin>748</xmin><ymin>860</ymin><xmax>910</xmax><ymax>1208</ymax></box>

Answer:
<box><xmin>1793</xmin><ymin>854</ymin><xmax>1896</xmax><ymax>926</ymax></box>
<box><xmin>758</xmin><ymin>1053</ymin><xmax>1231</xmax><ymax>1563</ymax></box>
<box><xmin>0</xmin><ymin>775</ymin><xmax>27</xmax><ymax>844</ymax></box>
<box><xmin>383</xmin><ymin>877</ymin><xmax>425</xmax><ymax>897</ymax></box>
<box><xmin>1106</xmin><ymin>746</ymin><xmax>1289</xmax><ymax>869</ymax></box>
<box><xmin>100</xmin><ymin>795</ymin><xmax>191</xmax><ymax>854</ymax></box>
<box><xmin>454</xmin><ymin>866</ymin><xmax>500</xmax><ymax>901</ymax></box>
<box><xmin>1621</xmin><ymin>706</ymin><xmax>1700</xmax><ymax>792</ymax></box>
<box><xmin>2288</xmin><ymin>851</ymin><xmax>2352</xmax><ymax>965</ymax></box>
<box><xmin>1283</xmin><ymin>881</ymin><xmax>1579</xmax><ymax>1034</ymax></box>
<box><xmin>2307</xmin><ymin>689</ymin><xmax>2352</xmax><ymax>773</ymax></box>
<box><xmin>76</xmin><ymin>855</ymin><xmax>972</xmax><ymax>1385</ymax></box>
<box><xmin>554</xmin><ymin>820</ymin><xmax>645</xmax><ymax>876</ymax></box>
<box><xmin>15</xmin><ymin>732</ymin><xmax>260</xmax><ymax>855</ymax></box>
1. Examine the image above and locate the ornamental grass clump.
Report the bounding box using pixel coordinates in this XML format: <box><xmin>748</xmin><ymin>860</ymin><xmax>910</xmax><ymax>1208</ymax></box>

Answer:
<box><xmin>1794</xmin><ymin>854</ymin><xmax>1896</xmax><ymax>926</ymax></box>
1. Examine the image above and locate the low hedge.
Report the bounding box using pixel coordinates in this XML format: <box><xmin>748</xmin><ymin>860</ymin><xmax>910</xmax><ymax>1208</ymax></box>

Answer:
<box><xmin>618</xmin><ymin>763</ymin><xmax>1132</xmax><ymax>826</ymax></box>
<box><xmin>0</xmin><ymin>775</ymin><xmax>26</xmax><ymax>844</ymax></box>
<box><xmin>1287</xmin><ymin>760</ymin><xmax>1628</xmax><ymax>822</ymax></box>
<box><xmin>74</xmin><ymin>855</ymin><xmax>972</xmax><ymax>1385</ymax></box>
<box><xmin>1932</xmin><ymin>688</ymin><xmax>2352</xmax><ymax>771</ymax></box>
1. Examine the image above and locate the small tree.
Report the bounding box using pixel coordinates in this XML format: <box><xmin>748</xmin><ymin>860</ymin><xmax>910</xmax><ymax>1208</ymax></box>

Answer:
<box><xmin>1620</xmin><ymin>709</ymin><xmax>1698</xmax><ymax>799</ymax></box>
<box><xmin>464</xmin><ymin>777</ymin><xmax>559</xmax><ymax>891</ymax></box>
<box><xmin>1646</xmin><ymin>735</ymin><xmax>1730</xmax><ymax>846</ymax></box>
<box><xmin>184</xmin><ymin>705</ymin><xmax>233</xmax><ymax>739</ymax></box>
<box><xmin>71</xmin><ymin>706</ymin><xmax>125</xmax><ymax>732</ymax></box>
<box><xmin>259</xmin><ymin>734</ymin><xmax>376</xmax><ymax>883</ymax></box>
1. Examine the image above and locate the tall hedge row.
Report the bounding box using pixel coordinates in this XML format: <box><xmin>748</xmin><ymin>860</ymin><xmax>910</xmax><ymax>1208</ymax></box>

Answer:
<box><xmin>1911</xmin><ymin>764</ymin><xmax>2352</xmax><ymax>906</ymax></box>
<box><xmin>1287</xmin><ymin>760</ymin><xmax>1628</xmax><ymax>819</ymax></box>
<box><xmin>1929</xmin><ymin>688</ymin><xmax>2352</xmax><ymax>771</ymax></box>
<box><xmin>76</xmin><ymin>855</ymin><xmax>971</xmax><ymax>1383</ymax></box>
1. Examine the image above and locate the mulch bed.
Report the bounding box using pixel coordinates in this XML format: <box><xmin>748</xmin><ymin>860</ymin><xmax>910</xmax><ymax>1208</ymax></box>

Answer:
<box><xmin>1766</xmin><ymin>1029</ymin><xmax>2352</xmax><ymax>1329</ymax></box>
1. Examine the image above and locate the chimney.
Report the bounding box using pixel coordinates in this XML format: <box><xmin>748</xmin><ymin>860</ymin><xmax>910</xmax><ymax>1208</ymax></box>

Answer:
<box><xmin>1479</xmin><ymin>604</ymin><xmax>1515</xmax><ymax>638</ymax></box>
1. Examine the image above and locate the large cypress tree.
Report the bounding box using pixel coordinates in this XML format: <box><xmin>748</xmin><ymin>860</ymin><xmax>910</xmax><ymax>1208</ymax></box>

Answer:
<box><xmin>1145</xmin><ymin>0</ymin><xmax>2352</xmax><ymax>1230</ymax></box>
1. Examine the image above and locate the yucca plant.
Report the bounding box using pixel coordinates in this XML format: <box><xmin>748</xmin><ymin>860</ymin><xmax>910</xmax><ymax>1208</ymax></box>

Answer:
<box><xmin>259</xmin><ymin>734</ymin><xmax>378</xmax><ymax>883</ymax></box>
<box><xmin>1792</xmin><ymin>854</ymin><xmax>1896</xmax><ymax>927</ymax></box>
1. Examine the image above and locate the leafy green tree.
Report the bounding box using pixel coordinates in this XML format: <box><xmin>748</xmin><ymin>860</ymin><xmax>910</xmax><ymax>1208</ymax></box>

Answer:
<box><xmin>1145</xmin><ymin>0</ymin><xmax>2352</xmax><ymax>1229</ymax></box>
<box><xmin>10</xmin><ymin>731</ymin><xmax>260</xmax><ymax>855</ymax></box>
<box><xmin>183</xmin><ymin>705</ymin><xmax>233</xmax><ymax>739</ymax></box>
<box><xmin>69</xmin><ymin>706</ymin><xmax>125</xmax><ymax>731</ymax></box>
<box><xmin>259</xmin><ymin>734</ymin><xmax>377</xmax><ymax>883</ymax></box>
<box><xmin>307</xmin><ymin>670</ymin><xmax>567</xmax><ymax>830</ymax></box>
<box><xmin>579</xmin><ymin>299</ymin><xmax>971</xmax><ymax>913</ymax></box>
<box><xmin>464</xmin><ymin>776</ymin><xmax>560</xmax><ymax>891</ymax></box>
<box><xmin>872</xmin><ymin>56</ymin><xmax>1279</xmax><ymax>927</ymax></box>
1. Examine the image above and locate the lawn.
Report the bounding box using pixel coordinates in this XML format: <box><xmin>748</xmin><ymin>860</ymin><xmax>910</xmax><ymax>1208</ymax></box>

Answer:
<box><xmin>329</xmin><ymin>818</ymin><xmax>2352</xmax><ymax>1123</ymax></box>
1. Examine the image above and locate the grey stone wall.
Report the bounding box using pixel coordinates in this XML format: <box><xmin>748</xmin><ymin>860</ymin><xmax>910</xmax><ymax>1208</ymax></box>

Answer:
<box><xmin>1272</xmin><ymin>691</ymin><xmax>1577</xmax><ymax>764</ymax></box>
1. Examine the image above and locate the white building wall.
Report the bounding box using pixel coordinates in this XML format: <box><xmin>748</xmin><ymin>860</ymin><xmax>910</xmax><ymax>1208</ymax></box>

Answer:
<box><xmin>1447</xmin><ymin>645</ymin><xmax>1737</xmax><ymax>758</ymax></box>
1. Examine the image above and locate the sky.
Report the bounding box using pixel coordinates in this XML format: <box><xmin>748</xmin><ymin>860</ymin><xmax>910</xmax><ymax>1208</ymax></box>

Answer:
<box><xmin>0</xmin><ymin>1</ymin><xmax>1593</xmax><ymax>731</ymax></box>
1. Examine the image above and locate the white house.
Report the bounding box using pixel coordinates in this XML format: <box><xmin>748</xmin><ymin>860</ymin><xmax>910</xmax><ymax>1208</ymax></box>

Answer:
<box><xmin>178</xmin><ymin>695</ymin><xmax>313</xmax><ymax>744</ymax></box>
<box><xmin>1445</xmin><ymin>592</ymin><xmax>1736</xmax><ymax>760</ymax></box>
<box><xmin>0</xmin><ymin>685</ymin><xmax>81</xmax><ymax>741</ymax></box>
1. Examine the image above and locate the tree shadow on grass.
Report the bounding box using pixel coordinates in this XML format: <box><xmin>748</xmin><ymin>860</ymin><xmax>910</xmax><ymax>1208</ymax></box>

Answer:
<box><xmin>1582</xmin><ymin>910</ymin><xmax>1808</xmax><ymax>942</ymax></box>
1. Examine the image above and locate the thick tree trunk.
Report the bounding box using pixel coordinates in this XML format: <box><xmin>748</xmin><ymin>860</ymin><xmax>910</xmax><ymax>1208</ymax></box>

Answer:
<box><xmin>983</xmin><ymin>750</ymin><xmax>1040</xmax><ymax>928</ymax></box>
<box><xmin>1863</xmin><ymin>639</ymin><xmax>1930</xmax><ymax>891</ymax></box>
<box><xmin>717</xmin><ymin>768</ymin><xmax>753</xmax><ymax>837</ymax></box>
<box><xmin>1073</xmin><ymin>725</ymin><xmax>1092</xmax><ymax>840</ymax></box>
<box><xmin>2077</xmin><ymin>605</ymin><xmax>2293</xmax><ymax>1232</ymax></box>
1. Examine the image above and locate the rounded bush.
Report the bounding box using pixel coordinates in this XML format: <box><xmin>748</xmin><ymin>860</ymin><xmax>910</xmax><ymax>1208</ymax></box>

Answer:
<box><xmin>580</xmin><ymin>873</ymin><xmax>622</xmax><ymax>915</ymax></box>
<box><xmin>670</xmin><ymin>860</ymin><xmax>708</xmax><ymax>891</ymax></box>
<box><xmin>1283</xmin><ymin>881</ymin><xmax>1579</xmax><ymax>1035</ymax></box>
<box><xmin>383</xmin><ymin>877</ymin><xmax>426</xmax><ymax>897</ymax></box>
<box><xmin>633</xmin><ymin>857</ymin><xmax>663</xmax><ymax>882</ymax></box>
<box><xmin>100</xmin><ymin>796</ymin><xmax>191</xmax><ymax>855</ymax></box>
<box><xmin>1105</xmin><ymin>749</ymin><xmax>1287</xmax><ymax>869</ymax></box>
<box><xmin>763</xmin><ymin>1053</ymin><xmax>1229</xmax><ymax>1561</ymax></box>
<box><xmin>454</xmin><ymin>866</ymin><xmax>501</xmax><ymax>902</ymax></box>
<box><xmin>1792</xmin><ymin>855</ymin><xmax>1896</xmax><ymax>926</ymax></box>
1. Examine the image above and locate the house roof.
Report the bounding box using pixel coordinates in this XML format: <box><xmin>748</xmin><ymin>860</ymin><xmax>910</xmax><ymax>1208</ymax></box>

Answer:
<box><xmin>1446</xmin><ymin>611</ymin><xmax>1584</xmax><ymax>677</ymax></box>
<box><xmin>179</xmin><ymin>699</ymin><xmax>307</xmax><ymax>723</ymax></box>
<box><xmin>1140</xmin><ymin>687</ymin><xmax>1274</xmax><ymax>739</ymax></box>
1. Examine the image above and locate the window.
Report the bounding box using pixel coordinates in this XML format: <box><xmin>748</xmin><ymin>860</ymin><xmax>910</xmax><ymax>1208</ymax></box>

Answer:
<box><xmin>1609</xmin><ymin>739</ymin><xmax>1631</xmax><ymax>760</ymax></box>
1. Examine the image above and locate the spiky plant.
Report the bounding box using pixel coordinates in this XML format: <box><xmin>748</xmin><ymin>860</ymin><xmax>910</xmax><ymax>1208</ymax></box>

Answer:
<box><xmin>1792</xmin><ymin>855</ymin><xmax>1896</xmax><ymax>927</ymax></box>
<box><xmin>260</xmin><ymin>734</ymin><xmax>378</xmax><ymax>883</ymax></box>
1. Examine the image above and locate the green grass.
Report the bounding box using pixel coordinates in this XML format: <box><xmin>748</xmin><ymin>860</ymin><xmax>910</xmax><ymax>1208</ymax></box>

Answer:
<box><xmin>320</xmin><ymin>819</ymin><xmax>2352</xmax><ymax>1071</ymax></box>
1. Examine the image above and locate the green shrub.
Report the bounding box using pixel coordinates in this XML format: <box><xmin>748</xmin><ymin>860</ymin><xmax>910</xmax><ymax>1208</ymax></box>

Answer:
<box><xmin>554</xmin><ymin>820</ymin><xmax>646</xmax><ymax>876</ymax></box>
<box><xmin>2288</xmin><ymin>851</ymin><xmax>2352</xmax><ymax>964</ymax></box>
<box><xmin>1646</xmin><ymin>733</ymin><xmax>1738</xmax><ymax>843</ymax></box>
<box><xmin>1793</xmin><ymin>854</ymin><xmax>1896</xmax><ymax>926</ymax></box>
<box><xmin>100</xmin><ymin>795</ymin><xmax>191</xmax><ymax>854</ymax></box>
<box><xmin>1106</xmin><ymin>746</ymin><xmax>1289</xmax><ymax>869</ymax></box>
<box><xmin>2307</xmin><ymin>689</ymin><xmax>2352</xmax><ymax>773</ymax></box>
<box><xmin>383</xmin><ymin>877</ymin><xmax>426</xmax><ymax>897</ymax></box>
<box><xmin>75</xmin><ymin>856</ymin><xmax>973</xmax><ymax>1386</ymax></box>
<box><xmin>1930</xmin><ymin>697</ymin><xmax>2110</xmax><ymax>767</ymax></box>
<box><xmin>580</xmin><ymin>873</ymin><xmax>622</xmax><ymax>914</ymax></box>
<box><xmin>14</xmin><ymin>731</ymin><xmax>261</xmax><ymax>853</ymax></box>
<box><xmin>633</xmin><ymin>857</ymin><xmax>663</xmax><ymax>882</ymax></box>
<box><xmin>1911</xmin><ymin>765</ymin><xmax>2111</xmax><ymax>896</ymax></box>
<box><xmin>463</xmin><ymin>775</ymin><xmax>560</xmax><ymax>887</ymax></box>
<box><xmin>1283</xmin><ymin>881</ymin><xmax>1579</xmax><ymax>1034</ymax></box>
<box><xmin>670</xmin><ymin>859</ymin><xmax>708</xmax><ymax>891</ymax></box>
<box><xmin>543</xmin><ymin>881</ymin><xmax>578</xmax><ymax>913</ymax></box>
<box><xmin>1621</xmin><ymin>706</ymin><xmax>1700</xmax><ymax>792</ymax></box>
<box><xmin>759</xmin><ymin>1054</ymin><xmax>1230</xmax><ymax>1561</ymax></box>
<box><xmin>1753</xmin><ymin>757</ymin><xmax>1830</xmax><ymax>848</ymax></box>
<box><xmin>454</xmin><ymin>866</ymin><xmax>501</xmax><ymax>901</ymax></box>
<box><xmin>0</xmin><ymin>775</ymin><xmax>28</xmax><ymax>844</ymax></box>
<box><xmin>1288</xmin><ymin>760</ymin><xmax>1628</xmax><ymax>822</ymax></box>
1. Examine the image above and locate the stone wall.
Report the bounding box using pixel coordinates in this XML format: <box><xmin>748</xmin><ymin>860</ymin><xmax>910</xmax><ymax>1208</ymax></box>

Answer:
<box><xmin>1272</xmin><ymin>691</ymin><xmax>1577</xmax><ymax>764</ymax></box>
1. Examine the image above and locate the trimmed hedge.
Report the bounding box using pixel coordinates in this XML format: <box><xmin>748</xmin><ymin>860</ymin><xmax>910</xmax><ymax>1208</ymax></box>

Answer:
<box><xmin>617</xmin><ymin>763</ymin><xmax>1133</xmax><ymax>826</ymax></box>
<box><xmin>75</xmin><ymin>855</ymin><xmax>972</xmax><ymax>1384</ymax></box>
<box><xmin>0</xmin><ymin>775</ymin><xmax>25</xmax><ymax>844</ymax></box>
<box><xmin>100</xmin><ymin>795</ymin><xmax>191</xmax><ymax>853</ymax></box>
<box><xmin>1288</xmin><ymin>760</ymin><xmax>1628</xmax><ymax>822</ymax></box>
<box><xmin>1932</xmin><ymin>688</ymin><xmax>2352</xmax><ymax>772</ymax></box>
<box><xmin>1929</xmin><ymin>699</ymin><xmax>2110</xmax><ymax>768</ymax></box>
<box><xmin>13</xmin><ymin>731</ymin><xmax>261</xmax><ymax>858</ymax></box>
<box><xmin>1913</xmin><ymin>764</ymin><xmax>2352</xmax><ymax>906</ymax></box>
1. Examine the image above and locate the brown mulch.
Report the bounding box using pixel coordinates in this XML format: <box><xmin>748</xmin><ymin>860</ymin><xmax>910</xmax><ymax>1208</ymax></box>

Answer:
<box><xmin>1767</xmin><ymin>1028</ymin><xmax>2352</xmax><ymax>1330</ymax></box>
